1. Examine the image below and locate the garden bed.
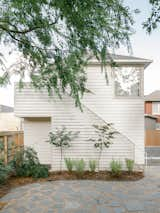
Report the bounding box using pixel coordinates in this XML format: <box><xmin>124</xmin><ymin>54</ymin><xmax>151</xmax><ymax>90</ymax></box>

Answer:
<box><xmin>48</xmin><ymin>171</ymin><xmax>144</xmax><ymax>181</ymax></box>
<box><xmin>0</xmin><ymin>170</ymin><xmax>144</xmax><ymax>209</ymax></box>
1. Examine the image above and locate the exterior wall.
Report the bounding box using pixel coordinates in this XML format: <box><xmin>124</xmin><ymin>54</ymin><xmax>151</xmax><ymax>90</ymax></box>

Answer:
<box><xmin>82</xmin><ymin>65</ymin><xmax>144</xmax><ymax>164</ymax></box>
<box><xmin>145</xmin><ymin>102</ymin><xmax>152</xmax><ymax>114</ymax></box>
<box><xmin>0</xmin><ymin>113</ymin><xmax>22</xmax><ymax>131</ymax></box>
<box><xmin>21</xmin><ymin>96</ymin><xmax>134</xmax><ymax>170</ymax></box>
<box><xmin>23</xmin><ymin>118</ymin><xmax>52</xmax><ymax>165</ymax></box>
<box><xmin>156</xmin><ymin>116</ymin><xmax>160</xmax><ymax>123</ymax></box>
<box><xmin>14</xmin><ymin>63</ymin><xmax>145</xmax><ymax>169</ymax></box>
<box><xmin>51</xmin><ymin>99</ymin><xmax>134</xmax><ymax>170</ymax></box>
<box><xmin>14</xmin><ymin>86</ymin><xmax>54</xmax><ymax>117</ymax></box>
<box><xmin>145</xmin><ymin>117</ymin><xmax>156</xmax><ymax>130</ymax></box>
<box><xmin>145</xmin><ymin>101</ymin><xmax>160</xmax><ymax>123</ymax></box>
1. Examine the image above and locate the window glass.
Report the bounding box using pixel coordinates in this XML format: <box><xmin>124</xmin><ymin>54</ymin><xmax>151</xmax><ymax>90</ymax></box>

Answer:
<box><xmin>153</xmin><ymin>102</ymin><xmax>160</xmax><ymax>114</ymax></box>
<box><xmin>114</xmin><ymin>67</ymin><xmax>141</xmax><ymax>96</ymax></box>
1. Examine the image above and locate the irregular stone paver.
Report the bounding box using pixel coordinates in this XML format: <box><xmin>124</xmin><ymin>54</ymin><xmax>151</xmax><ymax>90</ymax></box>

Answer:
<box><xmin>1</xmin><ymin>167</ymin><xmax>160</xmax><ymax>213</ymax></box>
<box><xmin>124</xmin><ymin>200</ymin><xmax>145</xmax><ymax>211</ymax></box>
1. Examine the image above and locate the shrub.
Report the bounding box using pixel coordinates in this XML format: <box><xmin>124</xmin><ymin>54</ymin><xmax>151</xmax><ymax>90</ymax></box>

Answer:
<box><xmin>31</xmin><ymin>164</ymin><xmax>49</xmax><ymax>178</ymax></box>
<box><xmin>65</xmin><ymin>158</ymin><xmax>74</xmax><ymax>172</ymax></box>
<box><xmin>74</xmin><ymin>159</ymin><xmax>86</xmax><ymax>177</ymax></box>
<box><xmin>110</xmin><ymin>160</ymin><xmax>122</xmax><ymax>177</ymax></box>
<box><xmin>0</xmin><ymin>160</ymin><xmax>11</xmax><ymax>184</ymax></box>
<box><xmin>89</xmin><ymin>160</ymin><xmax>97</xmax><ymax>172</ymax></box>
<box><xmin>11</xmin><ymin>147</ymin><xmax>49</xmax><ymax>178</ymax></box>
<box><xmin>125</xmin><ymin>159</ymin><xmax>134</xmax><ymax>173</ymax></box>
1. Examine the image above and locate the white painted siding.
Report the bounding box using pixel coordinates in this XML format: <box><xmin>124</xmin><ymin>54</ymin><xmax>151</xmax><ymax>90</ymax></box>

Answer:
<box><xmin>14</xmin><ymin>86</ymin><xmax>55</xmax><ymax>117</ymax></box>
<box><xmin>50</xmin><ymin>101</ymin><xmax>134</xmax><ymax>170</ymax></box>
<box><xmin>23</xmin><ymin>118</ymin><xmax>52</xmax><ymax>165</ymax></box>
<box><xmin>14</xmin><ymin>62</ymin><xmax>145</xmax><ymax>169</ymax></box>
<box><xmin>83</xmin><ymin>65</ymin><xmax>144</xmax><ymax>164</ymax></box>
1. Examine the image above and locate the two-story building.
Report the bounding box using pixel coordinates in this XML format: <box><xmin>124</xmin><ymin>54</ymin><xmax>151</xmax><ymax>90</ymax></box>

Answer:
<box><xmin>14</xmin><ymin>54</ymin><xmax>152</xmax><ymax>170</ymax></box>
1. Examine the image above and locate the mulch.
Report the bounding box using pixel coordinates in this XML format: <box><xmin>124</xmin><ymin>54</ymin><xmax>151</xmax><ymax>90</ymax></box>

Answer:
<box><xmin>0</xmin><ymin>171</ymin><xmax>144</xmax><ymax>210</ymax></box>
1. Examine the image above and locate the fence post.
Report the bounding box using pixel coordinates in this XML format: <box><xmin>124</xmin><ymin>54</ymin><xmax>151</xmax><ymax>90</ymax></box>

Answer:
<box><xmin>4</xmin><ymin>135</ymin><xmax>8</xmax><ymax>165</ymax></box>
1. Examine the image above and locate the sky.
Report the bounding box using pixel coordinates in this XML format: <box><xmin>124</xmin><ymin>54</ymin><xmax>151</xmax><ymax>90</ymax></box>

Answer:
<box><xmin>0</xmin><ymin>0</ymin><xmax>160</xmax><ymax>107</ymax></box>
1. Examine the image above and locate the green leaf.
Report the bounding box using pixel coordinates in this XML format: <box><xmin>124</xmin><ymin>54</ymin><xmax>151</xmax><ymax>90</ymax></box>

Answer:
<box><xmin>0</xmin><ymin>0</ymin><xmax>133</xmax><ymax>108</ymax></box>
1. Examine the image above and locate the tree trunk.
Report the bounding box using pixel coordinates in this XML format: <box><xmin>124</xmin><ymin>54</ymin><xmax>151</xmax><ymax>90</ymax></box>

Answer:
<box><xmin>98</xmin><ymin>149</ymin><xmax>102</xmax><ymax>171</ymax></box>
<box><xmin>60</xmin><ymin>147</ymin><xmax>63</xmax><ymax>172</ymax></box>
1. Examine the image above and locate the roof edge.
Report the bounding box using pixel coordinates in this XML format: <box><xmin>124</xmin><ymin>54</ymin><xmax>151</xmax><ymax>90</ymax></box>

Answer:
<box><xmin>88</xmin><ymin>54</ymin><xmax>153</xmax><ymax>68</ymax></box>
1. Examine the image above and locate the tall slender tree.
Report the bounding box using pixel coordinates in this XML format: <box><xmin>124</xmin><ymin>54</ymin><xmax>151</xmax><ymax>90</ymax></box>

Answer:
<box><xmin>47</xmin><ymin>126</ymin><xmax>79</xmax><ymax>171</ymax></box>
<box><xmin>89</xmin><ymin>124</ymin><xmax>117</xmax><ymax>171</ymax></box>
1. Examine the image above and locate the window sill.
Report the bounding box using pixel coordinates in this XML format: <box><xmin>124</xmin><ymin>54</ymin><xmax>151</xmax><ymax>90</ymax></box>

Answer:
<box><xmin>113</xmin><ymin>96</ymin><xmax>143</xmax><ymax>99</ymax></box>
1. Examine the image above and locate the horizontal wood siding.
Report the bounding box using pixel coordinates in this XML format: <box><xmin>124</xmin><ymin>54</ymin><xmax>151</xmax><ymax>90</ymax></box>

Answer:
<box><xmin>83</xmin><ymin>65</ymin><xmax>144</xmax><ymax>164</ymax></box>
<box><xmin>15</xmin><ymin>63</ymin><xmax>145</xmax><ymax>169</ymax></box>
<box><xmin>15</xmin><ymin>86</ymin><xmax>55</xmax><ymax>117</ymax></box>
<box><xmin>145</xmin><ymin>130</ymin><xmax>160</xmax><ymax>146</ymax></box>
<box><xmin>51</xmin><ymin>101</ymin><xmax>134</xmax><ymax>170</ymax></box>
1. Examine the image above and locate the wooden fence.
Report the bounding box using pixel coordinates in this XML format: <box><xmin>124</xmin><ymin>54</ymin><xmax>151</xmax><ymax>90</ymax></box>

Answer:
<box><xmin>145</xmin><ymin>130</ymin><xmax>160</xmax><ymax>146</ymax></box>
<box><xmin>0</xmin><ymin>131</ymin><xmax>24</xmax><ymax>164</ymax></box>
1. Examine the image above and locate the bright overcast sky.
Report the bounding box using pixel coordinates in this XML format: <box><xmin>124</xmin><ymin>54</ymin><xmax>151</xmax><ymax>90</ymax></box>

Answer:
<box><xmin>0</xmin><ymin>0</ymin><xmax>160</xmax><ymax>107</ymax></box>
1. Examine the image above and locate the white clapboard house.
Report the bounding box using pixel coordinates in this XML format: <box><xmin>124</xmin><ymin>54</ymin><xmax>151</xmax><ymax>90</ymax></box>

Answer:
<box><xmin>14</xmin><ymin>54</ymin><xmax>152</xmax><ymax>170</ymax></box>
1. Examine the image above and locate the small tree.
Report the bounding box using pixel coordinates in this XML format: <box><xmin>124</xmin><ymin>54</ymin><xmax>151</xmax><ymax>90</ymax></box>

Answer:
<box><xmin>47</xmin><ymin>126</ymin><xmax>79</xmax><ymax>171</ymax></box>
<box><xmin>89</xmin><ymin>124</ymin><xmax>117</xmax><ymax>171</ymax></box>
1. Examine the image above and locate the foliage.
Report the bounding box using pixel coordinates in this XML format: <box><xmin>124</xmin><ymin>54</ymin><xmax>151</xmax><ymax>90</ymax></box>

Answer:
<box><xmin>0</xmin><ymin>140</ymin><xmax>4</xmax><ymax>152</ymax></box>
<box><xmin>65</xmin><ymin>158</ymin><xmax>74</xmax><ymax>172</ymax></box>
<box><xmin>31</xmin><ymin>164</ymin><xmax>49</xmax><ymax>178</ymax></box>
<box><xmin>110</xmin><ymin>160</ymin><xmax>122</xmax><ymax>177</ymax></box>
<box><xmin>89</xmin><ymin>160</ymin><xmax>97</xmax><ymax>172</ymax></box>
<box><xmin>47</xmin><ymin>126</ymin><xmax>79</xmax><ymax>171</ymax></box>
<box><xmin>47</xmin><ymin>126</ymin><xmax>79</xmax><ymax>148</ymax></box>
<box><xmin>0</xmin><ymin>140</ymin><xmax>4</xmax><ymax>162</ymax></box>
<box><xmin>0</xmin><ymin>160</ymin><xmax>12</xmax><ymax>184</ymax></box>
<box><xmin>11</xmin><ymin>147</ymin><xmax>49</xmax><ymax>178</ymax></box>
<box><xmin>89</xmin><ymin>123</ymin><xmax>117</xmax><ymax>170</ymax></box>
<box><xmin>125</xmin><ymin>158</ymin><xmax>134</xmax><ymax>173</ymax></box>
<box><xmin>0</xmin><ymin>0</ymin><xmax>134</xmax><ymax>107</ymax></box>
<box><xmin>74</xmin><ymin>159</ymin><xmax>86</xmax><ymax>177</ymax></box>
<box><xmin>143</xmin><ymin>0</ymin><xmax>160</xmax><ymax>33</ymax></box>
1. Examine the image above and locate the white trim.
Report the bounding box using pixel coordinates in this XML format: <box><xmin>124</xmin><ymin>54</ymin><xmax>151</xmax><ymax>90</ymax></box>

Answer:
<box><xmin>88</xmin><ymin>59</ymin><xmax>152</xmax><ymax>69</ymax></box>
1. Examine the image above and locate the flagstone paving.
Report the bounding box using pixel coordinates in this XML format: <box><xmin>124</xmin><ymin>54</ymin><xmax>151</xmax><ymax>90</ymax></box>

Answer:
<box><xmin>1</xmin><ymin>167</ymin><xmax>160</xmax><ymax>213</ymax></box>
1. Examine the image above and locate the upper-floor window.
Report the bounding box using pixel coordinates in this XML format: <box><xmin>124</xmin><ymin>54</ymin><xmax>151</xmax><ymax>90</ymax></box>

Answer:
<box><xmin>114</xmin><ymin>67</ymin><xmax>141</xmax><ymax>97</ymax></box>
<box><xmin>152</xmin><ymin>102</ymin><xmax>160</xmax><ymax>114</ymax></box>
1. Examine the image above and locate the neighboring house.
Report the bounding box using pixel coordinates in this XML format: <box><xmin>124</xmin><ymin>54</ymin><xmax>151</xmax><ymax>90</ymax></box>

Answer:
<box><xmin>14</xmin><ymin>54</ymin><xmax>152</xmax><ymax>170</ymax></box>
<box><xmin>145</xmin><ymin>90</ymin><xmax>160</xmax><ymax>129</ymax></box>
<box><xmin>145</xmin><ymin>114</ymin><xmax>157</xmax><ymax>130</ymax></box>
<box><xmin>0</xmin><ymin>105</ymin><xmax>22</xmax><ymax>131</ymax></box>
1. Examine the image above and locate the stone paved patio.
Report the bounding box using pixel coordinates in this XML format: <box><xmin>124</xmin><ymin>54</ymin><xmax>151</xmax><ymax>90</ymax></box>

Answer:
<box><xmin>1</xmin><ymin>167</ymin><xmax>160</xmax><ymax>213</ymax></box>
